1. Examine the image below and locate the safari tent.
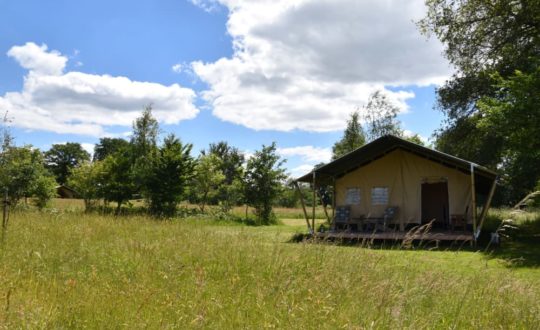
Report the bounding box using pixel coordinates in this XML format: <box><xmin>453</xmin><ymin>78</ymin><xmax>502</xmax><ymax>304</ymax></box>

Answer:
<box><xmin>294</xmin><ymin>135</ymin><xmax>498</xmax><ymax>242</ymax></box>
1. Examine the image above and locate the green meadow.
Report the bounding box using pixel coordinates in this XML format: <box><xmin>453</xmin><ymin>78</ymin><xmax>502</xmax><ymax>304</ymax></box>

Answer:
<box><xmin>0</xmin><ymin>202</ymin><xmax>539</xmax><ymax>328</ymax></box>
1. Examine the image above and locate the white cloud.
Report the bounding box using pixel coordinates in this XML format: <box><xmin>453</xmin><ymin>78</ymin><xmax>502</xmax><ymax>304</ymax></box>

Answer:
<box><xmin>189</xmin><ymin>0</ymin><xmax>221</xmax><ymax>13</ymax></box>
<box><xmin>192</xmin><ymin>0</ymin><xmax>451</xmax><ymax>132</ymax></box>
<box><xmin>277</xmin><ymin>146</ymin><xmax>332</xmax><ymax>164</ymax></box>
<box><xmin>1</xmin><ymin>42</ymin><xmax>199</xmax><ymax>136</ymax></box>
<box><xmin>80</xmin><ymin>143</ymin><xmax>95</xmax><ymax>156</ymax></box>
<box><xmin>7</xmin><ymin>42</ymin><xmax>67</xmax><ymax>76</ymax></box>
<box><xmin>172</xmin><ymin>63</ymin><xmax>184</xmax><ymax>73</ymax></box>
<box><xmin>290</xmin><ymin>164</ymin><xmax>317</xmax><ymax>178</ymax></box>
<box><xmin>242</xmin><ymin>149</ymin><xmax>254</xmax><ymax>161</ymax></box>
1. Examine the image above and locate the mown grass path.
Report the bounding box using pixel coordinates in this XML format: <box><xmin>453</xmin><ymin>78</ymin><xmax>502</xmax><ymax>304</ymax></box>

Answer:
<box><xmin>0</xmin><ymin>211</ymin><xmax>539</xmax><ymax>328</ymax></box>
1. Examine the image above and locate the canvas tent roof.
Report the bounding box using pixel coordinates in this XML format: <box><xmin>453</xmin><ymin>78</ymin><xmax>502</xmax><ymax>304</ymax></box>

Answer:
<box><xmin>295</xmin><ymin>135</ymin><xmax>497</xmax><ymax>194</ymax></box>
<box><xmin>55</xmin><ymin>185</ymin><xmax>79</xmax><ymax>198</ymax></box>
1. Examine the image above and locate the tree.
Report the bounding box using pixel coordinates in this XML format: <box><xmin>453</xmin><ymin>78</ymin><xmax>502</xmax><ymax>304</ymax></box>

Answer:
<box><xmin>93</xmin><ymin>138</ymin><xmax>130</xmax><ymax>162</ymax></box>
<box><xmin>275</xmin><ymin>180</ymin><xmax>301</xmax><ymax>208</ymax></box>
<box><xmin>420</xmin><ymin>0</ymin><xmax>540</xmax><ymax>204</ymax></box>
<box><xmin>0</xmin><ymin>145</ymin><xmax>55</xmax><ymax>207</ymax></box>
<box><xmin>131</xmin><ymin>105</ymin><xmax>159</xmax><ymax>158</ymax></box>
<box><xmin>477</xmin><ymin>68</ymin><xmax>540</xmax><ymax>203</ymax></box>
<box><xmin>362</xmin><ymin>91</ymin><xmax>402</xmax><ymax>142</ymax></box>
<box><xmin>332</xmin><ymin>111</ymin><xmax>366</xmax><ymax>159</ymax></box>
<box><xmin>68</xmin><ymin>161</ymin><xmax>104</xmax><ymax>211</ymax></box>
<box><xmin>244</xmin><ymin>143</ymin><xmax>287</xmax><ymax>225</ymax></box>
<box><xmin>130</xmin><ymin>105</ymin><xmax>159</xmax><ymax>192</ymax></box>
<box><xmin>434</xmin><ymin>116</ymin><xmax>503</xmax><ymax>169</ymax></box>
<box><xmin>402</xmin><ymin>134</ymin><xmax>425</xmax><ymax>146</ymax></box>
<box><xmin>44</xmin><ymin>143</ymin><xmax>90</xmax><ymax>184</ymax></box>
<box><xmin>204</xmin><ymin>142</ymin><xmax>245</xmax><ymax>185</ymax></box>
<box><xmin>193</xmin><ymin>154</ymin><xmax>225</xmax><ymax>212</ymax></box>
<box><xmin>100</xmin><ymin>149</ymin><xmax>137</xmax><ymax>215</ymax></box>
<box><xmin>202</xmin><ymin>141</ymin><xmax>245</xmax><ymax>210</ymax></box>
<box><xmin>31</xmin><ymin>173</ymin><xmax>57</xmax><ymax>210</ymax></box>
<box><xmin>145</xmin><ymin>134</ymin><xmax>194</xmax><ymax>217</ymax></box>
<box><xmin>0</xmin><ymin>115</ymin><xmax>56</xmax><ymax>209</ymax></box>
<box><xmin>403</xmin><ymin>134</ymin><xmax>423</xmax><ymax>146</ymax></box>
<box><xmin>419</xmin><ymin>0</ymin><xmax>540</xmax><ymax>120</ymax></box>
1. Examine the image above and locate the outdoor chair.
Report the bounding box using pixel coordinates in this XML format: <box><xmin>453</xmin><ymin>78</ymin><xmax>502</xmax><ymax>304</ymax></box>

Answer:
<box><xmin>365</xmin><ymin>206</ymin><xmax>398</xmax><ymax>232</ymax></box>
<box><xmin>332</xmin><ymin>205</ymin><xmax>351</xmax><ymax>231</ymax></box>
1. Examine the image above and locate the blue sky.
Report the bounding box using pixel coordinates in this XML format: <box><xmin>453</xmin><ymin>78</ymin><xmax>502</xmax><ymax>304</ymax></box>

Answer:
<box><xmin>0</xmin><ymin>0</ymin><xmax>449</xmax><ymax>177</ymax></box>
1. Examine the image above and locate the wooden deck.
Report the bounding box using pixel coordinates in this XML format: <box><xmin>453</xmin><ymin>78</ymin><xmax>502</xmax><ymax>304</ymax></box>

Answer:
<box><xmin>315</xmin><ymin>230</ymin><xmax>474</xmax><ymax>242</ymax></box>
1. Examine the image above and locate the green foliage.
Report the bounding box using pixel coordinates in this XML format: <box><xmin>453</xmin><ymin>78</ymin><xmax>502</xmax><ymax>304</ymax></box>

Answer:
<box><xmin>145</xmin><ymin>134</ymin><xmax>194</xmax><ymax>217</ymax></box>
<box><xmin>332</xmin><ymin>111</ymin><xmax>365</xmax><ymax>159</ymax></box>
<box><xmin>0</xmin><ymin>146</ymin><xmax>52</xmax><ymax>206</ymax></box>
<box><xmin>244</xmin><ymin>143</ymin><xmax>287</xmax><ymax>225</ymax></box>
<box><xmin>193</xmin><ymin>154</ymin><xmax>225</xmax><ymax>212</ymax></box>
<box><xmin>130</xmin><ymin>105</ymin><xmax>159</xmax><ymax>192</ymax></box>
<box><xmin>202</xmin><ymin>141</ymin><xmax>245</xmax><ymax>209</ymax></box>
<box><xmin>420</xmin><ymin>0</ymin><xmax>540</xmax><ymax>119</ymax></box>
<box><xmin>100</xmin><ymin>149</ymin><xmax>137</xmax><ymax>214</ymax></box>
<box><xmin>362</xmin><ymin>90</ymin><xmax>403</xmax><ymax>141</ymax></box>
<box><xmin>130</xmin><ymin>105</ymin><xmax>159</xmax><ymax>158</ymax></box>
<box><xmin>477</xmin><ymin>68</ymin><xmax>540</xmax><ymax>203</ymax></box>
<box><xmin>68</xmin><ymin>161</ymin><xmax>104</xmax><ymax>211</ymax></box>
<box><xmin>402</xmin><ymin>134</ymin><xmax>425</xmax><ymax>146</ymax></box>
<box><xmin>44</xmin><ymin>142</ymin><xmax>90</xmax><ymax>184</ymax></box>
<box><xmin>332</xmin><ymin>91</ymin><xmax>418</xmax><ymax>161</ymax></box>
<box><xmin>204</xmin><ymin>141</ymin><xmax>245</xmax><ymax>185</ymax></box>
<box><xmin>31</xmin><ymin>173</ymin><xmax>57</xmax><ymax>210</ymax></box>
<box><xmin>421</xmin><ymin>0</ymin><xmax>540</xmax><ymax>204</ymax></box>
<box><xmin>434</xmin><ymin>115</ymin><xmax>503</xmax><ymax>169</ymax></box>
<box><xmin>0</xmin><ymin>115</ymin><xmax>55</xmax><ymax>209</ymax></box>
<box><xmin>218</xmin><ymin>178</ymin><xmax>244</xmax><ymax>213</ymax></box>
<box><xmin>275</xmin><ymin>182</ymin><xmax>299</xmax><ymax>208</ymax></box>
<box><xmin>93</xmin><ymin>137</ymin><xmax>130</xmax><ymax>162</ymax></box>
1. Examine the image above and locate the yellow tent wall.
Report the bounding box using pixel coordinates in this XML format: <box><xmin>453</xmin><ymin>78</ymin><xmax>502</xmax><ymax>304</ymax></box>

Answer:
<box><xmin>335</xmin><ymin>149</ymin><xmax>472</xmax><ymax>227</ymax></box>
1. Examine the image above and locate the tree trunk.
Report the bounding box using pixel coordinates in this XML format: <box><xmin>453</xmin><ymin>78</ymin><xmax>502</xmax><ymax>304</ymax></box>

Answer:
<box><xmin>115</xmin><ymin>201</ymin><xmax>122</xmax><ymax>215</ymax></box>
<box><xmin>200</xmin><ymin>190</ymin><xmax>209</xmax><ymax>213</ymax></box>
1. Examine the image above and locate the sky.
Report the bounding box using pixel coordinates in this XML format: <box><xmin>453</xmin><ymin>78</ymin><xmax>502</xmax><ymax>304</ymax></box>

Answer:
<box><xmin>0</xmin><ymin>0</ymin><xmax>452</xmax><ymax>178</ymax></box>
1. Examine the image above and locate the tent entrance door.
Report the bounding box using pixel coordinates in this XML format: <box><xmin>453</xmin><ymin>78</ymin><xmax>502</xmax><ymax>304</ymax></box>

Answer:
<box><xmin>421</xmin><ymin>181</ymin><xmax>449</xmax><ymax>228</ymax></box>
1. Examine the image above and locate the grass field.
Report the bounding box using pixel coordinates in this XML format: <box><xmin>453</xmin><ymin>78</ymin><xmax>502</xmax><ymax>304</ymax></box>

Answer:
<box><xmin>0</xmin><ymin>203</ymin><xmax>539</xmax><ymax>328</ymax></box>
<box><xmin>49</xmin><ymin>198</ymin><xmax>330</xmax><ymax>221</ymax></box>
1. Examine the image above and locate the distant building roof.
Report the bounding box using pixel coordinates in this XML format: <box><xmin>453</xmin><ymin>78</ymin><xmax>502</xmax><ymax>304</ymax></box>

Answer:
<box><xmin>55</xmin><ymin>185</ymin><xmax>78</xmax><ymax>198</ymax></box>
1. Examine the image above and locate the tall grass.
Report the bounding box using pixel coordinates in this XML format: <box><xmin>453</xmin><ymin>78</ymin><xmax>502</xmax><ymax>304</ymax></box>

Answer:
<box><xmin>48</xmin><ymin>198</ymin><xmax>329</xmax><ymax>220</ymax></box>
<box><xmin>0</xmin><ymin>210</ymin><xmax>539</xmax><ymax>328</ymax></box>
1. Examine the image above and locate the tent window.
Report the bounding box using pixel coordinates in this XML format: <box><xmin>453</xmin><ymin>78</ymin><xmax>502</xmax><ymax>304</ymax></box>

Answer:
<box><xmin>345</xmin><ymin>188</ymin><xmax>361</xmax><ymax>205</ymax></box>
<box><xmin>371</xmin><ymin>187</ymin><xmax>388</xmax><ymax>205</ymax></box>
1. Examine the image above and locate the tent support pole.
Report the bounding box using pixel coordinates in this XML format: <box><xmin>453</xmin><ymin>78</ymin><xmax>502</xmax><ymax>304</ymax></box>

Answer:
<box><xmin>476</xmin><ymin>177</ymin><xmax>497</xmax><ymax>237</ymax></box>
<box><xmin>399</xmin><ymin>155</ymin><xmax>406</xmax><ymax>231</ymax></box>
<box><xmin>312</xmin><ymin>172</ymin><xmax>316</xmax><ymax>234</ymax></box>
<box><xmin>332</xmin><ymin>177</ymin><xmax>336</xmax><ymax>221</ymax></box>
<box><xmin>470</xmin><ymin>164</ymin><xmax>477</xmax><ymax>243</ymax></box>
<box><xmin>294</xmin><ymin>181</ymin><xmax>312</xmax><ymax>233</ymax></box>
